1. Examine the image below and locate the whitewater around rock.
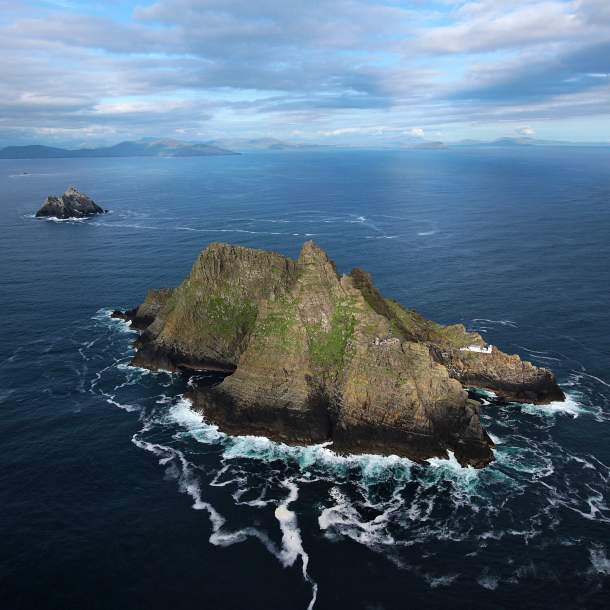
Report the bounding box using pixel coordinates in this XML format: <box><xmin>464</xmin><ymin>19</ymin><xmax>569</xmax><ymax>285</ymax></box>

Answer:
<box><xmin>113</xmin><ymin>241</ymin><xmax>564</xmax><ymax>468</ymax></box>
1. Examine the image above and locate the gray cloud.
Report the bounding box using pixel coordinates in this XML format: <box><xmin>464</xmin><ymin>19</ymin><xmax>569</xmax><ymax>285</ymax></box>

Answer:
<box><xmin>416</xmin><ymin>1</ymin><xmax>586</xmax><ymax>54</ymax></box>
<box><xmin>0</xmin><ymin>0</ymin><xmax>609</xmax><ymax>145</ymax></box>
<box><xmin>450</xmin><ymin>40</ymin><xmax>610</xmax><ymax>102</ymax></box>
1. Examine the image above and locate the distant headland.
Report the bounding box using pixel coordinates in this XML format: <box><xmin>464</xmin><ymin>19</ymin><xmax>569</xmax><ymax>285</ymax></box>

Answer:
<box><xmin>113</xmin><ymin>241</ymin><xmax>564</xmax><ymax>468</ymax></box>
<box><xmin>0</xmin><ymin>138</ymin><xmax>237</xmax><ymax>160</ymax></box>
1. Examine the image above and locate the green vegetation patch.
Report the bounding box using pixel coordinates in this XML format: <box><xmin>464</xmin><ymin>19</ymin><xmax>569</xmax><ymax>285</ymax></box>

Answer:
<box><xmin>308</xmin><ymin>299</ymin><xmax>357</xmax><ymax>370</ymax></box>
<box><xmin>162</xmin><ymin>275</ymin><xmax>260</xmax><ymax>341</ymax></box>
<box><xmin>204</xmin><ymin>295</ymin><xmax>259</xmax><ymax>338</ymax></box>
<box><xmin>385</xmin><ymin>299</ymin><xmax>479</xmax><ymax>348</ymax></box>
<box><xmin>254</xmin><ymin>295</ymin><xmax>300</xmax><ymax>350</ymax></box>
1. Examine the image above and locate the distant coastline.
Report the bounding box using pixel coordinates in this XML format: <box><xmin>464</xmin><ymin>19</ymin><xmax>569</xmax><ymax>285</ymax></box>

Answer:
<box><xmin>1</xmin><ymin>135</ymin><xmax>608</xmax><ymax>160</ymax></box>
<box><xmin>0</xmin><ymin>138</ymin><xmax>237</xmax><ymax>160</ymax></box>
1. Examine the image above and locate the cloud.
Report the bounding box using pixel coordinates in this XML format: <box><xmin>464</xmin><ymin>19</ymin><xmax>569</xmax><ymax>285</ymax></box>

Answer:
<box><xmin>516</xmin><ymin>126</ymin><xmax>535</xmax><ymax>136</ymax></box>
<box><xmin>0</xmin><ymin>0</ymin><xmax>609</xmax><ymax>145</ymax></box>
<box><xmin>318</xmin><ymin>126</ymin><xmax>393</xmax><ymax>137</ymax></box>
<box><xmin>416</xmin><ymin>2</ymin><xmax>586</xmax><ymax>55</ymax></box>
<box><xmin>463</xmin><ymin>38</ymin><xmax>610</xmax><ymax>92</ymax></box>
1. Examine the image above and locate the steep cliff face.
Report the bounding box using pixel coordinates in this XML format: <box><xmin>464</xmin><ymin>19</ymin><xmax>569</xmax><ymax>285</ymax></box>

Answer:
<box><xmin>125</xmin><ymin>243</ymin><xmax>299</xmax><ymax>371</ymax></box>
<box><xmin>115</xmin><ymin>241</ymin><xmax>565</xmax><ymax>467</ymax></box>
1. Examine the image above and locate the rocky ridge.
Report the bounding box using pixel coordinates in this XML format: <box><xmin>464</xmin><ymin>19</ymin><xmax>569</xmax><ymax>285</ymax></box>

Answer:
<box><xmin>35</xmin><ymin>186</ymin><xmax>107</xmax><ymax>219</ymax></box>
<box><xmin>113</xmin><ymin>241</ymin><xmax>565</xmax><ymax>468</ymax></box>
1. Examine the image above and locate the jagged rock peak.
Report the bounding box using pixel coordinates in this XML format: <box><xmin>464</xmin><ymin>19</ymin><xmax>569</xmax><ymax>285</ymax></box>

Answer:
<box><xmin>112</xmin><ymin>241</ymin><xmax>565</xmax><ymax>468</ymax></box>
<box><xmin>65</xmin><ymin>185</ymin><xmax>84</xmax><ymax>196</ymax></box>
<box><xmin>35</xmin><ymin>185</ymin><xmax>107</xmax><ymax>219</ymax></box>
<box><xmin>299</xmin><ymin>239</ymin><xmax>332</xmax><ymax>262</ymax></box>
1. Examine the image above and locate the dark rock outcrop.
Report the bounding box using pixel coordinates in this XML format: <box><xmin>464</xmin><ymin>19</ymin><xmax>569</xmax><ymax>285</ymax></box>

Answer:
<box><xmin>35</xmin><ymin>186</ymin><xmax>107</xmax><ymax>219</ymax></box>
<box><xmin>114</xmin><ymin>241</ymin><xmax>565</xmax><ymax>468</ymax></box>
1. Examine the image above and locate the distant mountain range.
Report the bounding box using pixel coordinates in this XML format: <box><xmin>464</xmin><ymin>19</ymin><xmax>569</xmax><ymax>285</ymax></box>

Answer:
<box><xmin>0</xmin><ymin>137</ymin><xmax>334</xmax><ymax>159</ymax></box>
<box><xmin>1</xmin><ymin>136</ymin><xmax>607</xmax><ymax>159</ymax></box>
<box><xmin>205</xmin><ymin>137</ymin><xmax>331</xmax><ymax>151</ymax></box>
<box><xmin>0</xmin><ymin>138</ymin><xmax>238</xmax><ymax>159</ymax></box>
<box><xmin>452</xmin><ymin>136</ymin><xmax>609</xmax><ymax>148</ymax></box>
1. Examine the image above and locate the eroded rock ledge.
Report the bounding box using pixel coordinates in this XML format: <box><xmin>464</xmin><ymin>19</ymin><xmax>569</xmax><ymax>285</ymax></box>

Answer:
<box><xmin>112</xmin><ymin>241</ymin><xmax>564</xmax><ymax>468</ymax></box>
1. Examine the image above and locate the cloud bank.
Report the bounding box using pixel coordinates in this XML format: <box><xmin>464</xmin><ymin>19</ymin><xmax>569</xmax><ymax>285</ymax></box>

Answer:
<box><xmin>1</xmin><ymin>0</ymin><xmax>609</xmax><ymax>145</ymax></box>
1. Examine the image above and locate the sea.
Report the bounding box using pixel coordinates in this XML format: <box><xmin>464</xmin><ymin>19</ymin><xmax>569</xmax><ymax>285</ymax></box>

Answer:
<box><xmin>1</xmin><ymin>147</ymin><xmax>609</xmax><ymax>609</ymax></box>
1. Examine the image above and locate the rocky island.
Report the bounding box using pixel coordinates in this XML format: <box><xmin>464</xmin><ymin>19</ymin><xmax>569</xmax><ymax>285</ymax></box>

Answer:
<box><xmin>113</xmin><ymin>242</ymin><xmax>564</xmax><ymax>468</ymax></box>
<box><xmin>36</xmin><ymin>186</ymin><xmax>107</xmax><ymax>219</ymax></box>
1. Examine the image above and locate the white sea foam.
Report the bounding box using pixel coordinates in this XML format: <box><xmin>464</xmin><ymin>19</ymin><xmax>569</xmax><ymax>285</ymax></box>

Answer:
<box><xmin>426</xmin><ymin>450</ymin><xmax>475</xmax><ymax>473</ymax></box>
<box><xmin>417</xmin><ymin>231</ymin><xmax>436</xmax><ymax>236</ymax></box>
<box><xmin>103</xmin><ymin>393</ymin><xmax>140</xmax><ymax>412</ymax></box>
<box><xmin>132</xmin><ymin>422</ymin><xmax>318</xmax><ymax>608</ymax></box>
<box><xmin>565</xmin><ymin>490</ymin><xmax>610</xmax><ymax>523</ymax></box>
<box><xmin>176</xmin><ymin>226</ymin><xmax>290</xmax><ymax>236</ymax></box>
<box><xmin>221</xmin><ymin>433</ymin><xmax>413</xmax><ymax>484</ymax></box>
<box><xmin>471</xmin><ymin>318</ymin><xmax>518</xmax><ymax>328</ymax></box>
<box><xmin>422</xmin><ymin>451</ymin><xmax>486</xmax><ymax>502</ymax></box>
<box><xmin>274</xmin><ymin>479</ymin><xmax>318</xmax><ymax>609</ymax></box>
<box><xmin>318</xmin><ymin>487</ymin><xmax>397</xmax><ymax>546</ymax></box>
<box><xmin>168</xmin><ymin>398</ymin><xmax>415</xmax><ymax>492</ymax></box>
<box><xmin>589</xmin><ymin>545</ymin><xmax>610</xmax><ymax>575</ymax></box>
<box><xmin>116</xmin><ymin>362</ymin><xmax>150</xmax><ymax>374</ymax></box>
<box><xmin>477</xmin><ymin>571</ymin><xmax>499</xmax><ymax>590</ymax></box>
<box><xmin>488</xmin><ymin>432</ymin><xmax>503</xmax><ymax>445</ymax></box>
<box><xmin>469</xmin><ymin>387</ymin><xmax>498</xmax><ymax>399</ymax></box>
<box><xmin>111</xmin><ymin>368</ymin><xmax>151</xmax><ymax>393</ymax></box>
<box><xmin>97</xmin><ymin>313</ymin><xmax>610</xmax><ymax>598</ymax></box>
<box><xmin>574</xmin><ymin>370</ymin><xmax>610</xmax><ymax>390</ymax></box>
<box><xmin>520</xmin><ymin>393</ymin><xmax>582</xmax><ymax>418</ymax></box>
<box><xmin>77</xmin><ymin>338</ymin><xmax>98</xmax><ymax>362</ymax></box>
<box><xmin>28</xmin><ymin>214</ymin><xmax>88</xmax><ymax>223</ymax></box>
<box><xmin>93</xmin><ymin>308</ymin><xmax>137</xmax><ymax>334</ymax></box>
<box><xmin>514</xmin><ymin>345</ymin><xmax>562</xmax><ymax>363</ymax></box>
<box><xmin>168</xmin><ymin>397</ymin><xmax>224</xmax><ymax>444</ymax></box>
<box><xmin>425</xmin><ymin>573</ymin><xmax>459</xmax><ymax>588</ymax></box>
<box><xmin>568</xmin><ymin>454</ymin><xmax>596</xmax><ymax>470</ymax></box>
<box><xmin>495</xmin><ymin>444</ymin><xmax>554</xmax><ymax>479</ymax></box>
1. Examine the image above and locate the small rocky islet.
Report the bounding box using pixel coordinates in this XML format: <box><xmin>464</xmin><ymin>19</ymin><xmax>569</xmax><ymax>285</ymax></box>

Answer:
<box><xmin>113</xmin><ymin>241</ymin><xmax>564</xmax><ymax>468</ymax></box>
<box><xmin>35</xmin><ymin>186</ymin><xmax>107</xmax><ymax>219</ymax></box>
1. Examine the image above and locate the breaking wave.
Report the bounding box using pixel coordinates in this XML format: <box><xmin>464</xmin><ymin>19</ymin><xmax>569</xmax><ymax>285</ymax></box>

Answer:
<box><xmin>24</xmin><ymin>213</ymin><xmax>88</xmax><ymax>223</ymax></box>
<box><xmin>519</xmin><ymin>393</ymin><xmax>583</xmax><ymax>419</ymax></box>
<box><xmin>78</xmin><ymin>309</ymin><xmax>610</xmax><ymax>607</ymax></box>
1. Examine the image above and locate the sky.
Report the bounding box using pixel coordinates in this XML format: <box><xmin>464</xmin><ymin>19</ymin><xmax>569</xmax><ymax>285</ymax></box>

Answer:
<box><xmin>1</xmin><ymin>0</ymin><xmax>609</xmax><ymax>147</ymax></box>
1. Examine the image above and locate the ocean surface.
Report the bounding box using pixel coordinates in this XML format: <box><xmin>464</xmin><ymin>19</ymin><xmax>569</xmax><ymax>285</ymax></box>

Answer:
<box><xmin>1</xmin><ymin>148</ymin><xmax>609</xmax><ymax>609</ymax></box>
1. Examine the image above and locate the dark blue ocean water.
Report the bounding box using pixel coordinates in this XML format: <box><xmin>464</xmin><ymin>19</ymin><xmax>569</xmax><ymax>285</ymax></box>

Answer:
<box><xmin>1</xmin><ymin>148</ymin><xmax>609</xmax><ymax>609</ymax></box>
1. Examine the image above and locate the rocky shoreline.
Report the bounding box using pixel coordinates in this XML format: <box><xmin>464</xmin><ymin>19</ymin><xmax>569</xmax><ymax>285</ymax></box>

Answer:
<box><xmin>112</xmin><ymin>241</ymin><xmax>564</xmax><ymax>468</ymax></box>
